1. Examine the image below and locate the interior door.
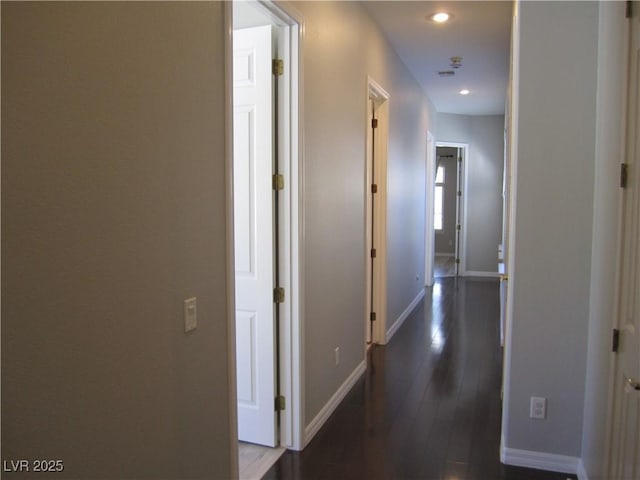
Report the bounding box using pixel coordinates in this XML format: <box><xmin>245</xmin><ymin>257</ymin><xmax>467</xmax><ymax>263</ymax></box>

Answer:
<box><xmin>454</xmin><ymin>148</ymin><xmax>463</xmax><ymax>277</ymax></box>
<box><xmin>608</xmin><ymin>3</ymin><xmax>640</xmax><ymax>477</ymax></box>
<box><xmin>233</xmin><ymin>25</ymin><xmax>277</xmax><ymax>447</ymax></box>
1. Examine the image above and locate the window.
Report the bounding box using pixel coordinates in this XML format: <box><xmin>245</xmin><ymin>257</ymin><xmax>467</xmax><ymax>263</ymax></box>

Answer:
<box><xmin>434</xmin><ymin>166</ymin><xmax>445</xmax><ymax>231</ymax></box>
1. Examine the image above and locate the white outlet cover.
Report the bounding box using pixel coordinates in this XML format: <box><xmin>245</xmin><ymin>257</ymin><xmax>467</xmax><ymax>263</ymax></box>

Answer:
<box><xmin>530</xmin><ymin>396</ymin><xmax>546</xmax><ymax>419</ymax></box>
<box><xmin>184</xmin><ymin>297</ymin><xmax>197</xmax><ymax>333</ymax></box>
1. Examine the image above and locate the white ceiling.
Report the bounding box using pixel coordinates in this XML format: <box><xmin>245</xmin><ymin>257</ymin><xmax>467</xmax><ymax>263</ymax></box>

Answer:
<box><xmin>362</xmin><ymin>1</ymin><xmax>513</xmax><ymax>116</ymax></box>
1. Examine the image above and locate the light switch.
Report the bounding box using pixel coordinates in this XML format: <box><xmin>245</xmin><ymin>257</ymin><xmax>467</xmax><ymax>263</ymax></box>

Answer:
<box><xmin>184</xmin><ymin>297</ymin><xmax>197</xmax><ymax>332</ymax></box>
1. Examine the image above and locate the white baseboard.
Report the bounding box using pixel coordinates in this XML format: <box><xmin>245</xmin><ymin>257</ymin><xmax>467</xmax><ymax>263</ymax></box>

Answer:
<box><xmin>303</xmin><ymin>360</ymin><xmax>366</xmax><ymax>448</ymax></box>
<box><xmin>577</xmin><ymin>459</ymin><xmax>589</xmax><ymax>480</ymax></box>
<box><xmin>435</xmin><ymin>252</ymin><xmax>454</xmax><ymax>257</ymax></box>
<box><xmin>501</xmin><ymin>445</ymin><xmax>579</xmax><ymax>475</ymax></box>
<box><xmin>385</xmin><ymin>288</ymin><xmax>425</xmax><ymax>343</ymax></box>
<box><xmin>464</xmin><ymin>270</ymin><xmax>501</xmax><ymax>278</ymax></box>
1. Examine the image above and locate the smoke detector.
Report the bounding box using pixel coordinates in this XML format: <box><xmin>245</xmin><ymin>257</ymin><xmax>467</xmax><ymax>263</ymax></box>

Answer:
<box><xmin>450</xmin><ymin>56</ymin><xmax>463</xmax><ymax>69</ymax></box>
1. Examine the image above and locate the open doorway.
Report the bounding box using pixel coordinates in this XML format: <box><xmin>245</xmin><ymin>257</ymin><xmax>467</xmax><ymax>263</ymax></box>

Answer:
<box><xmin>432</xmin><ymin>142</ymin><xmax>467</xmax><ymax>278</ymax></box>
<box><xmin>231</xmin><ymin>1</ymin><xmax>301</xmax><ymax>477</ymax></box>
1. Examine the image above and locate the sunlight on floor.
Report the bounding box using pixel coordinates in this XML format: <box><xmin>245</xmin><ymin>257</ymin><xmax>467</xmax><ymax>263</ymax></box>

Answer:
<box><xmin>434</xmin><ymin>254</ymin><xmax>456</xmax><ymax>277</ymax></box>
<box><xmin>239</xmin><ymin>442</ymin><xmax>285</xmax><ymax>480</ymax></box>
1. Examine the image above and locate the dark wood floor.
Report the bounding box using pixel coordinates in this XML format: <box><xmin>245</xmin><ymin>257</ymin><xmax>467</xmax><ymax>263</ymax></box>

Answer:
<box><xmin>434</xmin><ymin>255</ymin><xmax>456</xmax><ymax>278</ymax></box>
<box><xmin>264</xmin><ymin>277</ymin><xmax>577</xmax><ymax>480</ymax></box>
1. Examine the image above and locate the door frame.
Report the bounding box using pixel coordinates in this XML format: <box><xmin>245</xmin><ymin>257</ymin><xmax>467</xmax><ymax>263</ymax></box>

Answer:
<box><xmin>425</xmin><ymin>131</ymin><xmax>436</xmax><ymax>287</ymax></box>
<box><xmin>605</xmin><ymin>2</ymin><xmax>638</xmax><ymax>475</ymax></box>
<box><xmin>433</xmin><ymin>141</ymin><xmax>468</xmax><ymax>277</ymax></box>
<box><xmin>501</xmin><ymin>2</ymin><xmax>520</xmax><ymax>461</ymax></box>
<box><xmin>225</xmin><ymin>0</ymin><xmax>305</xmax><ymax>461</ymax></box>
<box><xmin>365</xmin><ymin>77</ymin><xmax>389</xmax><ymax>345</ymax></box>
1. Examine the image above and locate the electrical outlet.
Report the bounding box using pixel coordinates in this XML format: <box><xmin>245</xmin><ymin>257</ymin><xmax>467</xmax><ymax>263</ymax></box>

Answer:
<box><xmin>184</xmin><ymin>297</ymin><xmax>197</xmax><ymax>332</ymax></box>
<box><xmin>334</xmin><ymin>347</ymin><xmax>340</xmax><ymax>366</ymax></box>
<box><xmin>530</xmin><ymin>396</ymin><xmax>546</xmax><ymax>419</ymax></box>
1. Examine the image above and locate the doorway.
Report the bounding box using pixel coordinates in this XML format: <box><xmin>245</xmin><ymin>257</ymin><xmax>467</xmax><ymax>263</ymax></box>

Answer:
<box><xmin>231</xmin><ymin>0</ymin><xmax>302</xmax><ymax>475</ymax></box>
<box><xmin>432</xmin><ymin>142</ymin><xmax>467</xmax><ymax>278</ymax></box>
<box><xmin>365</xmin><ymin>78</ymin><xmax>389</xmax><ymax>346</ymax></box>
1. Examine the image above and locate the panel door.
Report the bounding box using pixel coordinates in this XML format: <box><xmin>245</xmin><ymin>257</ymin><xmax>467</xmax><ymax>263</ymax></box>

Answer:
<box><xmin>233</xmin><ymin>25</ymin><xmax>277</xmax><ymax>447</ymax></box>
<box><xmin>609</xmin><ymin>4</ymin><xmax>640</xmax><ymax>478</ymax></box>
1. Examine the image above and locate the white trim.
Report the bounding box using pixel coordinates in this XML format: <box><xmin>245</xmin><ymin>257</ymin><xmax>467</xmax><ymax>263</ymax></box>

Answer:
<box><xmin>602</xmin><ymin>3</ymin><xmax>633</xmax><ymax>475</ymax></box>
<box><xmin>290</xmin><ymin>11</ymin><xmax>305</xmax><ymax>454</ymax></box>
<box><xmin>368</xmin><ymin>76</ymin><xmax>390</xmax><ymax>101</ymax></box>
<box><xmin>224</xmin><ymin>2</ymin><xmax>240</xmax><ymax>478</ymax></box>
<box><xmin>386</xmin><ymin>288</ymin><xmax>425</xmax><ymax>343</ymax></box>
<box><xmin>500</xmin><ymin>446</ymin><xmax>579</xmax><ymax>475</ymax></box>
<box><xmin>247</xmin><ymin>5</ymin><xmax>306</xmax><ymax>450</ymax></box>
<box><xmin>502</xmin><ymin>2</ymin><xmax>520</xmax><ymax>452</ymax></box>
<box><xmin>266</xmin><ymin>0</ymin><xmax>305</xmax><ymax>453</ymax></box>
<box><xmin>365</xmin><ymin>76</ymin><xmax>390</xmax><ymax>346</ymax></box>
<box><xmin>303</xmin><ymin>360</ymin><xmax>366</xmax><ymax>448</ymax></box>
<box><xmin>229</xmin><ymin>0</ymin><xmax>305</xmax><ymax>454</ymax></box>
<box><xmin>435</xmin><ymin>141</ymin><xmax>468</xmax><ymax>276</ymax></box>
<box><xmin>365</xmin><ymin>90</ymin><xmax>374</xmax><ymax>346</ymax></box>
<box><xmin>577</xmin><ymin>459</ymin><xmax>589</xmax><ymax>480</ymax></box>
<box><xmin>461</xmin><ymin>145</ymin><xmax>469</xmax><ymax>276</ymax></box>
<box><xmin>463</xmin><ymin>271</ymin><xmax>501</xmax><ymax>279</ymax></box>
<box><xmin>425</xmin><ymin>131</ymin><xmax>436</xmax><ymax>287</ymax></box>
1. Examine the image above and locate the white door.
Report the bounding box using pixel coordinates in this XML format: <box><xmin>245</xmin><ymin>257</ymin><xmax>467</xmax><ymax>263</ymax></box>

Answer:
<box><xmin>608</xmin><ymin>4</ymin><xmax>640</xmax><ymax>477</ymax></box>
<box><xmin>233</xmin><ymin>25</ymin><xmax>277</xmax><ymax>447</ymax></box>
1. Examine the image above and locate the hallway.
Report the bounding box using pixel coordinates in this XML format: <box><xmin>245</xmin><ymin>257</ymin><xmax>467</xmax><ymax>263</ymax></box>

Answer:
<box><xmin>264</xmin><ymin>278</ymin><xmax>576</xmax><ymax>480</ymax></box>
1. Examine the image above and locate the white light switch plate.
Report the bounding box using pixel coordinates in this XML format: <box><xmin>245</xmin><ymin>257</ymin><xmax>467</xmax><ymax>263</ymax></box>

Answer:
<box><xmin>184</xmin><ymin>297</ymin><xmax>197</xmax><ymax>332</ymax></box>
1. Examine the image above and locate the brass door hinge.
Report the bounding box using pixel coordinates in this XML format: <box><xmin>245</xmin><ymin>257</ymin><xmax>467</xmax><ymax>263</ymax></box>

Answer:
<box><xmin>371</xmin><ymin>248</ymin><xmax>377</xmax><ymax>258</ymax></box>
<box><xmin>626</xmin><ymin>0</ymin><xmax>632</xmax><ymax>18</ymax></box>
<box><xmin>371</xmin><ymin>118</ymin><xmax>378</xmax><ymax>129</ymax></box>
<box><xmin>274</xmin><ymin>287</ymin><xmax>285</xmax><ymax>304</ymax></box>
<box><xmin>273</xmin><ymin>174</ymin><xmax>284</xmax><ymax>191</ymax></box>
<box><xmin>370</xmin><ymin>312</ymin><xmax>377</xmax><ymax>321</ymax></box>
<box><xmin>275</xmin><ymin>395</ymin><xmax>286</xmax><ymax>411</ymax></box>
<box><xmin>371</xmin><ymin>184</ymin><xmax>378</xmax><ymax>194</ymax></box>
<box><xmin>456</xmin><ymin>224</ymin><xmax>461</xmax><ymax>231</ymax></box>
<box><xmin>272</xmin><ymin>59</ymin><xmax>284</xmax><ymax>76</ymax></box>
<box><xmin>455</xmin><ymin>258</ymin><xmax>460</xmax><ymax>264</ymax></box>
<box><xmin>621</xmin><ymin>163</ymin><xmax>628</xmax><ymax>189</ymax></box>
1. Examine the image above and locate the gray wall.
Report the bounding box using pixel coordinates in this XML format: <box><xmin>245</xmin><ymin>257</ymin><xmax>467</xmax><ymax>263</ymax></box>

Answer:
<box><xmin>437</xmin><ymin>114</ymin><xmax>505</xmax><ymax>273</ymax></box>
<box><xmin>435</xmin><ymin>149</ymin><xmax>458</xmax><ymax>255</ymax></box>
<box><xmin>1</xmin><ymin>1</ymin><xmax>438</xmax><ymax>471</ymax></box>
<box><xmin>1</xmin><ymin>3</ymin><xmax>232</xmax><ymax>479</ymax></box>
<box><xmin>505</xmin><ymin>0</ymin><xmax>598</xmax><ymax>457</ymax></box>
<box><xmin>294</xmin><ymin>1</ymin><xmax>436</xmax><ymax>426</ymax></box>
<box><xmin>581</xmin><ymin>2</ymin><xmax>627</xmax><ymax>477</ymax></box>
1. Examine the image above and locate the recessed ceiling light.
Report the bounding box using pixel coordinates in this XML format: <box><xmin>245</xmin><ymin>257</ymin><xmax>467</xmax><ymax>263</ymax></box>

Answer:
<box><xmin>430</xmin><ymin>12</ymin><xmax>451</xmax><ymax>23</ymax></box>
<box><xmin>459</xmin><ymin>89</ymin><xmax>470</xmax><ymax>95</ymax></box>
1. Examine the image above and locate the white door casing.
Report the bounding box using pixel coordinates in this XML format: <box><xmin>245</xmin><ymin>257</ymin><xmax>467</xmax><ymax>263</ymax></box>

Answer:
<box><xmin>608</xmin><ymin>3</ymin><xmax>640</xmax><ymax>478</ymax></box>
<box><xmin>233</xmin><ymin>25</ymin><xmax>277</xmax><ymax>447</ymax></box>
<box><xmin>365</xmin><ymin>78</ymin><xmax>389</xmax><ymax>345</ymax></box>
<box><xmin>435</xmin><ymin>142</ymin><xmax>468</xmax><ymax>276</ymax></box>
<box><xmin>425</xmin><ymin>131</ymin><xmax>435</xmax><ymax>287</ymax></box>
